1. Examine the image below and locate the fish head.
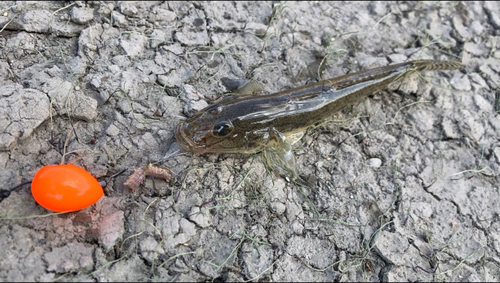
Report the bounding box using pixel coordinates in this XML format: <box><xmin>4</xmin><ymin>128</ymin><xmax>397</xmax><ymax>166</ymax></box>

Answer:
<box><xmin>175</xmin><ymin>103</ymin><xmax>266</xmax><ymax>154</ymax></box>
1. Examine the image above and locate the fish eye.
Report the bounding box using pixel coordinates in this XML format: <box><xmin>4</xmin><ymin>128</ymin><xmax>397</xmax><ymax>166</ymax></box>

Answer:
<box><xmin>213</xmin><ymin>121</ymin><xmax>233</xmax><ymax>137</ymax></box>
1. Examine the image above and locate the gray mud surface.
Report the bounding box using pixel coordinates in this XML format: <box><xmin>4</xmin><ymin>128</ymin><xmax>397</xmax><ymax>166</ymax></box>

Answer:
<box><xmin>1</xmin><ymin>1</ymin><xmax>499</xmax><ymax>282</ymax></box>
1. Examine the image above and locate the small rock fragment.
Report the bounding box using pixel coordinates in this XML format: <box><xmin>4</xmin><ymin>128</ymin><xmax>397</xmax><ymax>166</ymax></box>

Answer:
<box><xmin>119</xmin><ymin>2</ymin><xmax>139</xmax><ymax>16</ymax></box>
<box><xmin>162</xmin><ymin>218</ymin><xmax>196</xmax><ymax>249</ymax></box>
<box><xmin>98</xmin><ymin>211</ymin><xmax>125</xmax><ymax>251</ymax></box>
<box><xmin>241</xmin><ymin>243</ymin><xmax>274</xmax><ymax>279</ymax></box>
<box><xmin>120</xmin><ymin>33</ymin><xmax>146</xmax><ymax>57</ymax></box>
<box><xmin>451</xmin><ymin>73</ymin><xmax>472</xmax><ymax>91</ymax></box>
<box><xmin>17</xmin><ymin>9</ymin><xmax>51</xmax><ymax>33</ymax></box>
<box><xmin>270</xmin><ymin>202</ymin><xmax>286</xmax><ymax>215</ymax></box>
<box><xmin>46</xmin><ymin>79</ymin><xmax>98</xmax><ymax>121</ymax></box>
<box><xmin>174</xmin><ymin>9</ymin><xmax>209</xmax><ymax>45</ymax></box>
<box><xmin>140</xmin><ymin>236</ymin><xmax>165</xmax><ymax>264</ymax></box>
<box><xmin>441</xmin><ymin>119</ymin><xmax>460</xmax><ymax>139</ymax></box>
<box><xmin>494</xmin><ymin>147</ymin><xmax>500</xmax><ymax>163</ymax></box>
<box><xmin>105</xmin><ymin>123</ymin><xmax>120</xmax><ymax>137</ymax></box>
<box><xmin>44</xmin><ymin>242</ymin><xmax>94</xmax><ymax>273</ymax></box>
<box><xmin>0</xmin><ymin>84</ymin><xmax>50</xmax><ymax>150</ymax></box>
<box><xmin>71</xmin><ymin>7</ymin><xmax>94</xmax><ymax>24</ymax></box>
<box><xmin>149</xmin><ymin>29</ymin><xmax>167</xmax><ymax>49</ymax></box>
<box><xmin>463</xmin><ymin>42</ymin><xmax>485</xmax><ymax>57</ymax></box>
<box><xmin>188</xmin><ymin>206</ymin><xmax>213</xmax><ymax>228</ymax></box>
<box><xmin>111</xmin><ymin>11</ymin><xmax>128</xmax><ymax>27</ymax></box>
<box><xmin>372</xmin><ymin>230</ymin><xmax>408</xmax><ymax>266</ymax></box>
<box><xmin>148</xmin><ymin>7</ymin><xmax>177</xmax><ymax>23</ymax></box>
<box><xmin>367</xmin><ymin>158</ymin><xmax>382</xmax><ymax>168</ymax></box>
<box><xmin>484</xmin><ymin>2</ymin><xmax>500</xmax><ymax>29</ymax></box>
<box><xmin>180</xmin><ymin>84</ymin><xmax>209</xmax><ymax>114</ymax></box>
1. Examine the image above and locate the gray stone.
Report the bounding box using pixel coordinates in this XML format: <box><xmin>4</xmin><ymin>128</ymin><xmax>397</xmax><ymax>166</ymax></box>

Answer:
<box><xmin>94</xmin><ymin>254</ymin><xmax>148</xmax><ymax>281</ymax></box>
<box><xmin>44</xmin><ymin>242</ymin><xmax>94</xmax><ymax>273</ymax></box>
<box><xmin>149</xmin><ymin>29</ymin><xmax>168</xmax><ymax>49</ymax></box>
<box><xmin>0</xmin><ymin>84</ymin><xmax>49</xmax><ymax>150</ymax></box>
<box><xmin>367</xmin><ymin>157</ymin><xmax>382</xmax><ymax>168</ymax></box>
<box><xmin>161</xmin><ymin>216</ymin><xmax>197</xmax><ymax>250</ymax></box>
<box><xmin>387</xmin><ymin>54</ymin><xmax>407</xmax><ymax>64</ymax></box>
<box><xmin>469</xmin><ymin>20</ymin><xmax>484</xmax><ymax>36</ymax></box>
<box><xmin>285</xmin><ymin>199</ymin><xmax>303</xmax><ymax>221</ymax></box>
<box><xmin>98</xmin><ymin>211</ymin><xmax>125</xmax><ymax>252</ymax></box>
<box><xmin>484</xmin><ymin>1</ymin><xmax>500</xmax><ymax>29</ymax></box>
<box><xmin>71</xmin><ymin>6</ymin><xmax>94</xmax><ymax>24</ymax></box>
<box><xmin>464</xmin><ymin>42</ymin><xmax>485</xmax><ymax>57</ymax></box>
<box><xmin>270</xmin><ymin>202</ymin><xmax>286</xmax><ymax>215</ymax></box>
<box><xmin>180</xmin><ymin>84</ymin><xmax>209</xmax><ymax>114</ymax></box>
<box><xmin>241</xmin><ymin>243</ymin><xmax>273</xmax><ymax>279</ymax></box>
<box><xmin>451</xmin><ymin>73</ymin><xmax>472</xmax><ymax>91</ymax></box>
<box><xmin>441</xmin><ymin>119</ymin><xmax>460</xmax><ymax>139</ymax></box>
<box><xmin>111</xmin><ymin>10</ymin><xmax>128</xmax><ymax>27</ymax></box>
<box><xmin>373</xmin><ymin>230</ymin><xmax>408</xmax><ymax>266</ymax></box>
<box><xmin>119</xmin><ymin>2</ymin><xmax>139</xmax><ymax>16</ymax></box>
<box><xmin>46</xmin><ymin>79</ymin><xmax>98</xmax><ymax>121</ymax></box>
<box><xmin>188</xmin><ymin>206</ymin><xmax>213</xmax><ymax>228</ymax></box>
<box><xmin>494</xmin><ymin>147</ymin><xmax>500</xmax><ymax>163</ymax></box>
<box><xmin>120</xmin><ymin>33</ymin><xmax>146</xmax><ymax>57</ymax></box>
<box><xmin>106</xmin><ymin>123</ymin><xmax>120</xmax><ymax>137</ymax></box>
<box><xmin>139</xmin><ymin>236</ymin><xmax>165</xmax><ymax>264</ymax></box>
<box><xmin>369</xmin><ymin>1</ymin><xmax>388</xmax><ymax>16</ymax></box>
<box><xmin>452</xmin><ymin>16</ymin><xmax>472</xmax><ymax>40</ymax></box>
<box><xmin>18</xmin><ymin>9</ymin><xmax>51</xmax><ymax>33</ymax></box>
<box><xmin>287</xmin><ymin>236</ymin><xmax>336</xmax><ymax>266</ymax></box>
<box><xmin>148</xmin><ymin>6</ymin><xmax>177</xmax><ymax>23</ymax></box>
<box><xmin>5</xmin><ymin>31</ymin><xmax>36</xmax><ymax>58</ymax></box>
<box><xmin>174</xmin><ymin>9</ymin><xmax>209</xmax><ymax>45</ymax></box>
<box><xmin>290</xmin><ymin>220</ymin><xmax>304</xmax><ymax>235</ymax></box>
<box><xmin>15</xmin><ymin>7</ymin><xmax>83</xmax><ymax>36</ymax></box>
<box><xmin>459</xmin><ymin>110</ymin><xmax>485</xmax><ymax>141</ymax></box>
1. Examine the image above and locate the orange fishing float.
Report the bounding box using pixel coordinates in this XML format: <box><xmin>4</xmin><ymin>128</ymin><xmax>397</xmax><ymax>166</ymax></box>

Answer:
<box><xmin>31</xmin><ymin>164</ymin><xmax>103</xmax><ymax>212</ymax></box>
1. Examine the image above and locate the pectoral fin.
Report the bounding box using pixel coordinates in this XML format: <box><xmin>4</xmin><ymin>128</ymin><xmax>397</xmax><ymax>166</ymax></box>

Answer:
<box><xmin>221</xmin><ymin>78</ymin><xmax>264</xmax><ymax>96</ymax></box>
<box><xmin>263</xmin><ymin>127</ymin><xmax>305</xmax><ymax>183</ymax></box>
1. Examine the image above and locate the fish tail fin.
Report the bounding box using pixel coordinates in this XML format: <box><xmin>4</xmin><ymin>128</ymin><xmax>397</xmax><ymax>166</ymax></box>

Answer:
<box><xmin>410</xmin><ymin>60</ymin><xmax>464</xmax><ymax>72</ymax></box>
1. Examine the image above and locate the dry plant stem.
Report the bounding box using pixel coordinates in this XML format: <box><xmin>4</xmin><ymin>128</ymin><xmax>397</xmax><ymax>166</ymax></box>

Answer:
<box><xmin>60</xmin><ymin>122</ymin><xmax>79</xmax><ymax>165</ymax></box>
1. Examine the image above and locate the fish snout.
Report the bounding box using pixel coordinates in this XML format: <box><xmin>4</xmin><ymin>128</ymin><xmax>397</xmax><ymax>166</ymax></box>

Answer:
<box><xmin>174</xmin><ymin>121</ymin><xmax>207</xmax><ymax>154</ymax></box>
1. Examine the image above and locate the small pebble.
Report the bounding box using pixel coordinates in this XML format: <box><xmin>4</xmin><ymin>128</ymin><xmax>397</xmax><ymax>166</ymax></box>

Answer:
<box><xmin>367</xmin><ymin>158</ymin><xmax>382</xmax><ymax>168</ymax></box>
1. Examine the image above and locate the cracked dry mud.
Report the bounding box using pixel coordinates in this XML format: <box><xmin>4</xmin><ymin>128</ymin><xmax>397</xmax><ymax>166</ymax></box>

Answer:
<box><xmin>0</xmin><ymin>1</ymin><xmax>499</xmax><ymax>282</ymax></box>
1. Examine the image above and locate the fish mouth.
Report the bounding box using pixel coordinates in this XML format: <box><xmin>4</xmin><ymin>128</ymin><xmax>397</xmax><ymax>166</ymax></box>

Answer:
<box><xmin>174</xmin><ymin>121</ymin><xmax>207</xmax><ymax>154</ymax></box>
